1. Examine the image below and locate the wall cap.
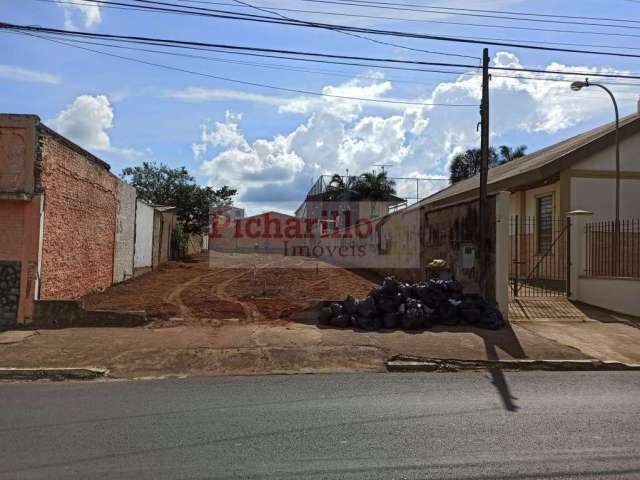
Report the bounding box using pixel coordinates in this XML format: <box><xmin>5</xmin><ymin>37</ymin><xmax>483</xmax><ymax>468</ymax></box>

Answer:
<box><xmin>567</xmin><ymin>209</ymin><xmax>594</xmax><ymax>216</ymax></box>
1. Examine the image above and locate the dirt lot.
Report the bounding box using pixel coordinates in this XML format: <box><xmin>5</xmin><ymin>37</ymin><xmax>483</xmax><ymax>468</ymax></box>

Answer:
<box><xmin>82</xmin><ymin>253</ymin><xmax>379</xmax><ymax>327</ymax></box>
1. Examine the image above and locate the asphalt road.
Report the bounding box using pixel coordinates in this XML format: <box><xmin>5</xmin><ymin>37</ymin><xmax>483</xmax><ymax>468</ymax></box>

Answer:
<box><xmin>1</xmin><ymin>372</ymin><xmax>640</xmax><ymax>480</ymax></box>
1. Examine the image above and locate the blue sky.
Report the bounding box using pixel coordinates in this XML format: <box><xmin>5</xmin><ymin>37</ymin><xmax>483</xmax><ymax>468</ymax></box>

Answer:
<box><xmin>2</xmin><ymin>0</ymin><xmax>640</xmax><ymax>214</ymax></box>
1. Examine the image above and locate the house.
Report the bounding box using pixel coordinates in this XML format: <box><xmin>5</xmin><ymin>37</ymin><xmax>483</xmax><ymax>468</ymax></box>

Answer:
<box><xmin>0</xmin><ymin>114</ymin><xmax>175</xmax><ymax>327</ymax></box>
<box><xmin>421</xmin><ymin>107</ymin><xmax>640</xmax><ymax>222</ymax></box>
<box><xmin>416</xmin><ymin>105</ymin><xmax>640</xmax><ymax>316</ymax></box>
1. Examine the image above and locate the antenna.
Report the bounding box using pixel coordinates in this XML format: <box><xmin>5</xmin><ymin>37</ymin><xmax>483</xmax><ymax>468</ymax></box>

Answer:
<box><xmin>372</xmin><ymin>164</ymin><xmax>393</xmax><ymax>173</ymax></box>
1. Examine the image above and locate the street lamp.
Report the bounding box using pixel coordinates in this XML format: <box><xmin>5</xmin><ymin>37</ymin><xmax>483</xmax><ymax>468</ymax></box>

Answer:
<box><xmin>570</xmin><ymin>78</ymin><xmax>621</xmax><ymax>275</ymax></box>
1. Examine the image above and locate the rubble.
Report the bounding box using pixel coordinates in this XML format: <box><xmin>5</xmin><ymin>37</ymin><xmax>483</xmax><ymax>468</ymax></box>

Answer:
<box><xmin>325</xmin><ymin>277</ymin><xmax>505</xmax><ymax>331</ymax></box>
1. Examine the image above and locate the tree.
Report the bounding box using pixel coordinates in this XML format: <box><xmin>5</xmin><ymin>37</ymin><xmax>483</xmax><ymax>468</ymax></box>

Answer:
<box><xmin>324</xmin><ymin>171</ymin><xmax>397</xmax><ymax>201</ymax></box>
<box><xmin>449</xmin><ymin>145</ymin><xmax>527</xmax><ymax>184</ymax></box>
<box><xmin>121</xmin><ymin>162</ymin><xmax>237</xmax><ymax>235</ymax></box>
<box><xmin>353</xmin><ymin>171</ymin><xmax>397</xmax><ymax>200</ymax></box>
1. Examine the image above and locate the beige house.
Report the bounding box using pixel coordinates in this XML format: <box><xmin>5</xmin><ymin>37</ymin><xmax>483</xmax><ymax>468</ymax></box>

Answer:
<box><xmin>422</xmin><ymin>108</ymin><xmax>640</xmax><ymax>221</ymax></box>
<box><xmin>418</xmin><ymin>107</ymin><xmax>640</xmax><ymax>316</ymax></box>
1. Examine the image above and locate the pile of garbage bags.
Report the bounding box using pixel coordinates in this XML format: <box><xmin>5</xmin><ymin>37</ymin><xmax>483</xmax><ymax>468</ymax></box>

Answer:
<box><xmin>319</xmin><ymin>277</ymin><xmax>504</xmax><ymax>331</ymax></box>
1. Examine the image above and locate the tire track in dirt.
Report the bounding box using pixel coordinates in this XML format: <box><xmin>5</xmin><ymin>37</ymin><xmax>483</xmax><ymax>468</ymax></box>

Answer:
<box><xmin>164</xmin><ymin>270</ymin><xmax>221</xmax><ymax>321</ymax></box>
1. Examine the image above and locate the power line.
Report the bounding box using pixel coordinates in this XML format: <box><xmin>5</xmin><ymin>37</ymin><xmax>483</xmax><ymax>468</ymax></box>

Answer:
<box><xmin>76</xmin><ymin>0</ymin><xmax>640</xmax><ymax>40</ymax></box>
<box><xmin>44</xmin><ymin>0</ymin><xmax>640</xmax><ymax>53</ymax></box>
<box><xmin>227</xmin><ymin>0</ymin><xmax>479</xmax><ymax>59</ymax></box>
<box><xmin>14</xmin><ymin>30</ymin><xmax>640</xmax><ymax>88</ymax></box>
<box><xmin>16</xmin><ymin>31</ymin><xmax>472</xmax><ymax>83</ymax></box>
<box><xmin>17</xmin><ymin>31</ymin><xmax>479</xmax><ymax>107</ymax></box>
<box><xmin>45</xmin><ymin>1</ymin><xmax>640</xmax><ymax>56</ymax></box>
<box><xmin>290</xmin><ymin>0</ymin><xmax>640</xmax><ymax>25</ymax></box>
<box><xmin>6</xmin><ymin>23</ymin><xmax>640</xmax><ymax>80</ymax></box>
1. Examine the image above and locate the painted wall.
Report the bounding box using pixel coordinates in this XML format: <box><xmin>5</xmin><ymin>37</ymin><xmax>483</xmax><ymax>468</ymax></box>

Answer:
<box><xmin>0</xmin><ymin>198</ymin><xmax>40</xmax><ymax>325</ymax></box>
<box><xmin>134</xmin><ymin>199</ymin><xmax>154</xmax><ymax>272</ymax></box>
<box><xmin>39</xmin><ymin>131</ymin><xmax>118</xmax><ymax>300</ymax></box>
<box><xmin>570</xmin><ymin>177</ymin><xmax>640</xmax><ymax>221</ymax></box>
<box><xmin>577</xmin><ymin>277</ymin><xmax>639</xmax><ymax>316</ymax></box>
<box><xmin>113</xmin><ymin>180</ymin><xmax>136</xmax><ymax>283</ymax></box>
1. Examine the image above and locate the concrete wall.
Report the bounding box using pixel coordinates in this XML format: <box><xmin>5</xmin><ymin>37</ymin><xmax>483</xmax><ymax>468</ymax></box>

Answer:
<box><xmin>39</xmin><ymin>130</ymin><xmax>117</xmax><ymax>299</ymax></box>
<box><xmin>134</xmin><ymin>200</ymin><xmax>154</xmax><ymax>273</ymax></box>
<box><xmin>421</xmin><ymin>195</ymin><xmax>498</xmax><ymax>301</ymax></box>
<box><xmin>569</xmin><ymin>132</ymin><xmax>640</xmax><ymax>221</ymax></box>
<box><xmin>577</xmin><ymin>277</ymin><xmax>639</xmax><ymax>317</ymax></box>
<box><xmin>113</xmin><ymin>180</ymin><xmax>136</xmax><ymax>283</ymax></box>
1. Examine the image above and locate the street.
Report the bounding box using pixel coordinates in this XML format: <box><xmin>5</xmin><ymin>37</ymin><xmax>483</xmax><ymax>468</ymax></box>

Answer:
<box><xmin>2</xmin><ymin>372</ymin><xmax>640</xmax><ymax>479</ymax></box>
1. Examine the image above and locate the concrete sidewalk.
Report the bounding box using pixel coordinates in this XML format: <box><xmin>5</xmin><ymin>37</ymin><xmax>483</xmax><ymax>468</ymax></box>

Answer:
<box><xmin>0</xmin><ymin>320</ymin><xmax>592</xmax><ymax>378</ymax></box>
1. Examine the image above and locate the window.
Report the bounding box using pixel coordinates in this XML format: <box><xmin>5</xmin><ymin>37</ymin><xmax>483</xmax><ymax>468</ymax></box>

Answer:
<box><xmin>537</xmin><ymin>195</ymin><xmax>553</xmax><ymax>253</ymax></box>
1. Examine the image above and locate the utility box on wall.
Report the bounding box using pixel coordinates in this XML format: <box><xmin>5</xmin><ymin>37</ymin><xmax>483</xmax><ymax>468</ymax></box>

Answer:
<box><xmin>0</xmin><ymin>115</ymin><xmax>38</xmax><ymax>198</ymax></box>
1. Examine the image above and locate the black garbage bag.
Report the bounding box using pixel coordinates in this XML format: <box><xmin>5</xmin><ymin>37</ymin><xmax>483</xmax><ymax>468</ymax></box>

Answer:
<box><xmin>399</xmin><ymin>283</ymin><xmax>414</xmax><ymax>300</ymax></box>
<box><xmin>369</xmin><ymin>287</ymin><xmax>384</xmax><ymax>301</ymax></box>
<box><xmin>343</xmin><ymin>295</ymin><xmax>358</xmax><ymax>315</ymax></box>
<box><xmin>377</xmin><ymin>295</ymin><xmax>396</xmax><ymax>314</ymax></box>
<box><xmin>357</xmin><ymin>296</ymin><xmax>377</xmax><ymax>317</ymax></box>
<box><xmin>402</xmin><ymin>307</ymin><xmax>425</xmax><ymax>330</ymax></box>
<box><xmin>382</xmin><ymin>312</ymin><xmax>400</xmax><ymax>329</ymax></box>
<box><xmin>436</xmin><ymin>302</ymin><xmax>462</xmax><ymax>326</ymax></box>
<box><xmin>331</xmin><ymin>313</ymin><xmax>352</xmax><ymax>328</ymax></box>
<box><xmin>460</xmin><ymin>308</ymin><xmax>482</xmax><ymax>325</ymax></box>
<box><xmin>330</xmin><ymin>302</ymin><xmax>343</xmax><ymax>316</ymax></box>
<box><xmin>381</xmin><ymin>277</ymin><xmax>400</xmax><ymax>296</ymax></box>
<box><xmin>358</xmin><ymin>314</ymin><xmax>382</xmax><ymax>331</ymax></box>
<box><xmin>318</xmin><ymin>306</ymin><xmax>333</xmax><ymax>325</ymax></box>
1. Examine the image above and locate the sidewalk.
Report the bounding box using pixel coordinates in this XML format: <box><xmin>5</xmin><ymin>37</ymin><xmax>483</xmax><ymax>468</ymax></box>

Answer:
<box><xmin>0</xmin><ymin>320</ymin><xmax>592</xmax><ymax>378</ymax></box>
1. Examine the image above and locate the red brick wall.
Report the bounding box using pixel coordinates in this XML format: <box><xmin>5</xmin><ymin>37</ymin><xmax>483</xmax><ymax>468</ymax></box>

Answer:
<box><xmin>39</xmin><ymin>132</ymin><xmax>117</xmax><ymax>299</ymax></box>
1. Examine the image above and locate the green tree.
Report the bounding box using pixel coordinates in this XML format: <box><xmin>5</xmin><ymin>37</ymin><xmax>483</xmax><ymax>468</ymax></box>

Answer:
<box><xmin>353</xmin><ymin>171</ymin><xmax>397</xmax><ymax>200</ymax></box>
<box><xmin>122</xmin><ymin>162</ymin><xmax>236</xmax><ymax>235</ymax></box>
<box><xmin>449</xmin><ymin>145</ymin><xmax>527</xmax><ymax>184</ymax></box>
<box><xmin>325</xmin><ymin>171</ymin><xmax>397</xmax><ymax>201</ymax></box>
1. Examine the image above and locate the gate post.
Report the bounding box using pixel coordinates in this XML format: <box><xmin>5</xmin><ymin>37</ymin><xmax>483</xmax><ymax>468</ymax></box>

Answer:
<box><xmin>495</xmin><ymin>192</ymin><xmax>511</xmax><ymax>321</ymax></box>
<box><xmin>567</xmin><ymin>210</ymin><xmax>593</xmax><ymax>302</ymax></box>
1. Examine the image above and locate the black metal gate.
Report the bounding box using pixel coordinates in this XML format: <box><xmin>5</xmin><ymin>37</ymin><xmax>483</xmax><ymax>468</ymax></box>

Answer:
<box><xmin>510</xmin><ymin>216</ymin><xmax>570</xmax><ymax>297</ymax></box>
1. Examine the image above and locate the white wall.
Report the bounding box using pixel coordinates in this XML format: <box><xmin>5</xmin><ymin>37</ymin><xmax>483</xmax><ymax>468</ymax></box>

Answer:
<box><xmin>570</xmin><ymin>177</ymin><xmax>640</xmax><ymax>221</ymax></box>
<box><xmin>577</xmin><ymin>277</ymin><xmax>640</xmax><ymax>317</ymax></box>
<box><xmin>574</xmin><ymin>132</ymin><xmax>640</xmax><ymax>172</ymax></box>
<box><xmin>134</xmin><ymin>200</ymin><xmax>154</xmax><ymax>270</ymax></box>
<box><xmin>113</xmin><ymin>180</ymin><xmax>136</xmax><ymax>283</ymax></box>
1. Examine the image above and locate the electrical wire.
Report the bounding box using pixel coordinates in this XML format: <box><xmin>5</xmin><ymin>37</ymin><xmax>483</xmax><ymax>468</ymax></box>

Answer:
<box><xmin>16</xmin><ymin>31</ymin><xmax>479</xmax><ymax>107</ymax></box>
<box><xmin>6</xmin><ymin>23</ymin><xmax>640</xmax><ymax>80</ymax></box>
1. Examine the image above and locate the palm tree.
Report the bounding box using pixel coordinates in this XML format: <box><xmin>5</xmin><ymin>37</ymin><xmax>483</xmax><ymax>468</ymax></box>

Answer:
<box><xmin>324</xmin><ymin>174</ymin><xmax>360</xmax><ymax>201</ymax></box>
<box><xmin>353</xmin><ymin>171</ymin><xmax>397</xmax><ymax>200</ymax></box>
<box><xmin>498</xmin><ymin>144</ymin><xmax>527</xmax><ymax>164</ymax></box>
<box><xmin>449</xmin><ymin>145</ymin><xmax>527</xmax><ymax>184</ymax></box>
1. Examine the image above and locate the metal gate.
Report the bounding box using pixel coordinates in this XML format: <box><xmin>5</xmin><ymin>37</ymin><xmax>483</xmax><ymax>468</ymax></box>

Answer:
<box><xmin>510</xmin><ymin>216</ymin><xmax>570</xmax><ymax>297</ymax></box>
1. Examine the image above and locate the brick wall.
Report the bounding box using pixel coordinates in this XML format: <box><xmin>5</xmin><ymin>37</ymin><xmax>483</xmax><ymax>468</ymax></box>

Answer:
<box><xmin>39</xmin><ymin>130</ymin><xmax>118</xmax><ymax>299</ymax></box>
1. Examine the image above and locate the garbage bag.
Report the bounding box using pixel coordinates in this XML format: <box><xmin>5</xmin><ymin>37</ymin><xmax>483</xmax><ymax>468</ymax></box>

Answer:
<box><xmin>330</xmin><ymin>302</ymin><xmax>343</xmax><ymax>315</ymax></box>
<box><xmin>343</xmin><ymin>295</ymin><xmax>358</xmax><ymax>315</ymax></box>
<box><xmin>377</xmin><ymin>295</ymin><xmax>397</xmax><ymax>314</ymax></box>
<box><xmin>381</xmin><ymin>277</ymin><xmax>400</xmax><ymax>296</ymax></box>
<box><xmin>357</xmin><ymin>296</ymin><xmax>377</xmax><ymax>317</ymax></box>
<box><xmin>382</xmin><ymin>312</ymin><xmax>400</xmax><ymax>329</ymax></box>
<box><xmin>358</xmin><ymin>314</ymin><xmax>382</xmax><ymax>331</ymax></box>
<box><xmin>318</xmin><ymin>306</ymin><xmax>333</xmax><ymax>325</ymax></box>
<box><xmin>331</xmin><ymin>313</ymin><xmax>351</xmax><ymax>328</ymax></box>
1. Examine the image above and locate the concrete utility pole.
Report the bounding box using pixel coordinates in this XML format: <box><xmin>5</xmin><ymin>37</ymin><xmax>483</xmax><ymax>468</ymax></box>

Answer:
<box><xmin>479</xmin><ymin>48</ymin><xmax>490</xmax><ymax>298</ymax></box>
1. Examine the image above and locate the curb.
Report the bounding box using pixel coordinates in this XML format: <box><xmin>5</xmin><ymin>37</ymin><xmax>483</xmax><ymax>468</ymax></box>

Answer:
<box><xmin>386</xmin><ymin>356</ymin><xmax>640</xmax><ymax>372</ymax></box>
<box><xmin>0</xmin><ymin>367</ymin><xmax>110</xmax><ymax>381</ymax></box>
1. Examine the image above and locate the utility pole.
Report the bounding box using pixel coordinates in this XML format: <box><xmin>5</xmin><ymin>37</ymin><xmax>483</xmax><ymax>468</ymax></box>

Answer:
<box><xmin>478</xmin><ymin>48</ymin><xmax>490</xmax><ymax>298</ymax></box>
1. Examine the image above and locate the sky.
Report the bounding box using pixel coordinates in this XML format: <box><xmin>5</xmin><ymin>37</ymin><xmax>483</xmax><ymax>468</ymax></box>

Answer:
<box><xmin>2</xmin><ymin>0</ymin><xmax>640</xmax><ymax>215</ymax></box>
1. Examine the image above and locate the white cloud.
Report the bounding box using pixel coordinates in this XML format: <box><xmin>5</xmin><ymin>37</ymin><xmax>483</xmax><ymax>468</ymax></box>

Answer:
<box><xmin>49</xmin><ymin>94</ymin><xmax>147</xmax><ymax>160</ymax></box>
<box><xmin>0</xmin><ymin>65</ymin><xmax>60</xmax><ymax>84</ymax></box>
<box><xmin>192</xmin><ymin>53</ymin><xmax>639</xmax><ymax>213</ymax></box>
<box><xmin>50</xmin><ymin>95</ymin><xmax>113</xmax><ymax>150</ymax></box>
<box><xmin>56</xmin><ymin>0</ymin><xmax>101</xmax><ymax>29</ymax></box>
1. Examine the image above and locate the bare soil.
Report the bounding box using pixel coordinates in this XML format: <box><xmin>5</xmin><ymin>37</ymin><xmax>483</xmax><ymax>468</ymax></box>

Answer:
<box><xmin>82</xmin><ymin>253</ymin><xmax>379</xmax><ymax>327</ymax></box>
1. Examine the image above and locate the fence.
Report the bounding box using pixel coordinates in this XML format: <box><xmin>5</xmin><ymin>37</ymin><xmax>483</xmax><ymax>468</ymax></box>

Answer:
<box><xmin>584</xmin><ymin>219</ymin><xmax>640</xmax><ymax>278</ymax></box>
<box><xmin>509</xmin><ymin>216</ymin><xmax>569</xmax><ymax>297</ymax></box>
